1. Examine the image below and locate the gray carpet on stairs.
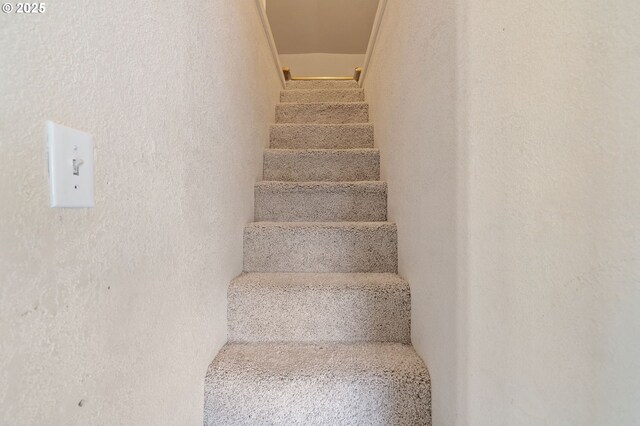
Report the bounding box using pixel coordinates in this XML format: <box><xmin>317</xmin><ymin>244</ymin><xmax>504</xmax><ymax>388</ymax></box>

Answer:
<box><xmin>270</xmin><ymin>123</ymin><xmax>374</xmax><ymax>149</ymax></box>
<box><xmin>254</xmin><ymin>181</ymin><xmax>387</xmax><ymax>222</ymax></box>
<box><xmin>263</xmin><ymin>148</ymin><xmax>380</xmax><ymax>182</ymax></box>
<box><xmin>280</xmin><ymin>88</ymin><xmax>365</xmax><ymax>103</ymax></box>
<box><xmin>228</xmin><ymin>272</ymin><xmax>411</xmax><ymax>343</ymax></box>
<box><xmin>276</xmin><ymin>102</ymin><xmax>369</xmax><ymax>124</ymax></box>
<box><xmin>205</xmin><ymin>343</ymin><xmax>430</xmax><ymax>426</ymax></box>
<box><xmin>204</xmin><ymin>78</ymin><xmax>432</xmax><ymax>425</ymax></box>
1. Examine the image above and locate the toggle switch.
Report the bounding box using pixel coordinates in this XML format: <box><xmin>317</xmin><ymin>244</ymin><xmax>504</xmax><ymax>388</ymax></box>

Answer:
<box><xmin>73</xmin><ymin>158</ymin><xmax>84</xmax><ymax>176</ymax></box>
<box><xmin>47</xmin><ymin>121</ymin><xmax>95</xmax><ymax>208</ymax></box>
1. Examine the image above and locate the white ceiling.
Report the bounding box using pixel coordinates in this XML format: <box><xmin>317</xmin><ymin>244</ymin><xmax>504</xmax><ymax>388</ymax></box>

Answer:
<box><xmin>266</xmin><ymin>0</ymin><xmax>379</xmax><ymax>54</ymax></box>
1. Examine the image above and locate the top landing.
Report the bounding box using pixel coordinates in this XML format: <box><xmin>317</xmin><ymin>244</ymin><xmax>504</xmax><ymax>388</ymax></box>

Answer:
<box><xmin>285</xmin><ymin>80</ymin><xmax>359</xmax><ymax>90</ymax></box>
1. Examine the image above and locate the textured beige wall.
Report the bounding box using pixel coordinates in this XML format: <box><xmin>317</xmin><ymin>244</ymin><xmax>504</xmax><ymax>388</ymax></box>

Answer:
<box><xmin>365</xmin><ymin>0</ymin><xmax>640</xmax><ymax>424</ymax></box>
<box><xmin>0</xmin><ymin>1</ymin><xmax>280</xmax><ymax>424</ymax></box>
<box><xmin>363</xmin><ymin>1</ymin><xmax>464</xmax><ymax>424</ymax></box>
<box><xmin>280</xmin><ymin>53</ymin><xmax>365</xmax><ymax>77</ymax></box>
<box><xmin>267</xmin><ymin>0</ymin><xmax>378</xmax><ymax>54</ymax></box>
<box><xmin>465</xmin><ymin>1</ymin><xmax>640</xmax><ymax>424</ymax></box>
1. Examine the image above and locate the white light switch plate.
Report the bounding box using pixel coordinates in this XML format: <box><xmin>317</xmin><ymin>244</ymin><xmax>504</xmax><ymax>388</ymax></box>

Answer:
<box><xmin>47</xmin><ymin>121</ymin><xmax>95</xmax><ymax>208</ymax></box>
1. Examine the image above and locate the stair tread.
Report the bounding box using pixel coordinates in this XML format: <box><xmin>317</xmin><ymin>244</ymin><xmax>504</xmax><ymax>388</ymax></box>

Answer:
<box><xmin>247</xmin><ymin>221</ymin><xmax>395</xmax><ymax>228</ymax></box>
<box><xmin>284</xmin><ymin>88</ymin><xmax>364</xmax><ymax>91</ymax></box>
<box><xmin>278</xmin><ymin>101</ymin><xmax>368</xmax><ymax>106</ymax></box>
<box><xmin>208</xmin><ymin>341</ymin><xmax>428</xmax><ymax>380</ymax></box>
<box><xmin>231</xmin><ymin>272</ymin><xmax>408</xmax><ymax>291</ymax></box>
<box><xmin>282</xmin><ymin>89</ymin><xmax>364</xmax><ymax>93</ymax></box>
<box><xmin>265</xmin><ymin>148</ymin><xmax>378</xmax><ymax>153</ymax></box>
<box><xmin>281</xmin><ymin>89</ymin><xmax>365</xmax><ymax>103</ymax></box>
<box><xmin>271</xmin><ymin>123</ymin><xmax>373</xmax><ymax>128</ymax></box>
<box><xmin>256</xmin><ymin>181</ymin><xmax>386</xmax><ymax>190</ymax></box>
<box><xmin>205</xmin><ymin>342</ymin><xmax>431</xmax><ymax>424</ymax></box>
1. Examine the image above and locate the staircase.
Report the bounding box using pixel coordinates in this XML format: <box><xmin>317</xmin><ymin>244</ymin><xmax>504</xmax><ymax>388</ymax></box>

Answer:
<box><xmin>204</xmin><ymin>80</ymin><xmax>432</xmax><ymax>425</ymax></box>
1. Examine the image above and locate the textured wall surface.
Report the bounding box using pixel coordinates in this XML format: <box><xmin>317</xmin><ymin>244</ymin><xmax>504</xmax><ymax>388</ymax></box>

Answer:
<box><xmin>365</xmin><ymin>0</ymin><xmax>640</xmax><ymax>424</ymax></box>
<box><xmin>464</xmin><ymin>1</ymin><xmax>640</xmax><ymax>424</ymax></box>
<box><xmin>0</xmin><ymin>1</ymin><xmax>281</xmax><ymax>424</ymax></box>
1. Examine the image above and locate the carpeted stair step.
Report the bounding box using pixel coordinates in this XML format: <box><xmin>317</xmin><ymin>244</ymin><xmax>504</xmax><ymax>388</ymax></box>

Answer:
<box><xmin>281</xmin><ymin>89</ymin><xmax>365</xmax><ymax>103</ymax></box>
<box><xmin>243</xmin><ymin>222</ymin><xmax>398</xmax><ymax>273</ymax></box>
<box><xmin>228</xmin><ymin>272</ymin><xmax>410</xmax><ymax>343</ymax></box>
<box><xmin>286</xmin><ymin>80</ymin><xmax>359</xmax><ymax>90</ymax></box>
<box><xmin>264</xmin><ymin>149</ymin><xmax>380</xmax><ymax>182</ymax></box>
<box><xmin>255</xmin><ymin>181</ymin><xmax>387</xmax><ymax>222</ymax></box>
<box><xmin>276</xmin><ymin>102</ymin><xmax>369</xmax><ymax>124</ymax></box>
<box><xmin>204</xmin><ymin>342</ymin><xmax>431</xmax><ymax>426</ymax></box>
<box><xmin>270</xmin><ymin>123</ymin><xmax>374</xmax><ymax>149</ymax></box>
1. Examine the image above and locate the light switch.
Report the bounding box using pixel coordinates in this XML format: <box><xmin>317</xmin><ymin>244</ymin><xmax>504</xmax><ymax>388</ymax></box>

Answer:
<box><xmin>47</xmin><ymin>121</ymin><xmax>95</xmax><ymax>208</ymax></box>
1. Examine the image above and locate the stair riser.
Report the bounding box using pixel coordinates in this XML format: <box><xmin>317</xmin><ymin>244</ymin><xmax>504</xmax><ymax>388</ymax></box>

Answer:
<box><xmin>243</xmin><ymin>224</ymin><xmax>398</xmax><ymax>273</ymax></box>
<box><xmin>276</xmin><ymin>103</ymin><xmax>369</xmax><ymax>124</ymax></box>
<box><xmin>286</xmin><ymin>80</ymin><xmax>359</xmax><ymax>89</ymax></box>
<box><xmin>270</xmin><ymin>124</ymin><xmax>374</xmax><ymax>149</ymax></box>
<box><xmin>281</xmin><ymin>89</ymin><xmax>364</xmax><ymax>103</ymax></box>
<box><xmin>205</xmin><ymin>379</ymin><xmax>429</xmax><ymax>426</ymax></box>
<box><xmin>264</xmin><ymin>150</ymin><xmax>380</xmax><ymax>182</ymax></box>
<box><xmin>254</xmin><ymin>184</ymin><xmax>387</xmax><ymax>222</ymax></box>
<box><xmin>228</xmin><ymin>286</ymin><xmax>410</xmax><ymax>343</ymax></box>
